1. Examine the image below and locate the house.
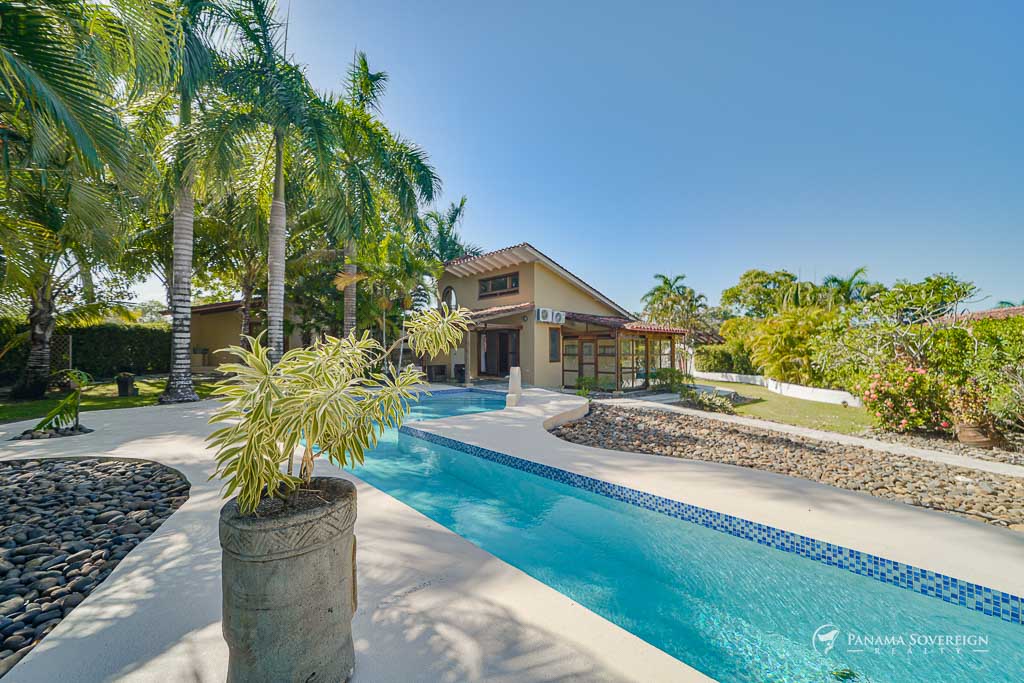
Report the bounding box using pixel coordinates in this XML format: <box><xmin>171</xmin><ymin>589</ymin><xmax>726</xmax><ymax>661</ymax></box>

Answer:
<box><xmin>184</xmin><ymin>300</ymin><xmax>303</xmax><ymax>371</ymax></box>
<box><xmin>431</xmin><ymin>243</ymin><xmax>720</xmax><ymax>390</ymax></box>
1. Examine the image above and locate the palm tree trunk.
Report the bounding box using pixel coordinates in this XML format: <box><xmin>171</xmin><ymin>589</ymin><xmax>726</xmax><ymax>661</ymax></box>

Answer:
<box><xmin>342</xmin><ymin>239</ymin><xmax>357</xmax><ymax>337</ymax></box>
<box><xmin>267</xmin><ymin>128</ymin><xmax>287</xmax><ymax>363</ymax></box>
<box><xmin>161</xmin><ymin>93</ymin><xmax>199</xmax><ymax>404</ymax></box>
<box><xmin>13</xmin><ymin>287</ymin><xmax>56</xmax><ymax>399</ymax></box>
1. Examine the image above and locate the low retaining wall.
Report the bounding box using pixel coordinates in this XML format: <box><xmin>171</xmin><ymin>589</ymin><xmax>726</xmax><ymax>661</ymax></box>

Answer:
<box><xmin>692</xmin><ymin>370</ymin><xmax>862</xmax><ymax>407</ymax></box>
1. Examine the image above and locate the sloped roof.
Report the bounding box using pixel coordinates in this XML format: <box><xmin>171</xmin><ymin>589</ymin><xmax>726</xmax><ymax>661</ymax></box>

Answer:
<box><xmin>444</xmin><ymin>243</ymin><xmax>632</xmax><ymax>317</ymax></box>
<box><xmin>960</xmin><ymin>305</ymin><xmax>1024</xmax><ymax>321</ymax></box>
<box><xmin>563</xmin><ymin>312</ymin><xmax>723</xmax><ymax>344</ymax></box>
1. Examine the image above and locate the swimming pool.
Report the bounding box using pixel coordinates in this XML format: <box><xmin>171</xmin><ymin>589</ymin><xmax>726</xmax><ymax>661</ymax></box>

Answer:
<box><xmin>353</xmin><ymin>391</ymin><xmax>1023</xmax><ymax>682</ymax></box>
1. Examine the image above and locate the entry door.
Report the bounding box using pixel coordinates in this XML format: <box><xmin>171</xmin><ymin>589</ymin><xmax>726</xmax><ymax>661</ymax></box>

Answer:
<box><xmin>579</xmin><ymin>339</ymin><xmax>597</xmax><ymax>382</ymax></box>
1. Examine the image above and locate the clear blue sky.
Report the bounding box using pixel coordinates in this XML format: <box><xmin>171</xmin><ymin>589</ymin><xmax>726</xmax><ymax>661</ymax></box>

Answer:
<box><xmin>139</xmin><ymin>1</ymin><xmax>1023</xmax><ymax>310</ymax></box>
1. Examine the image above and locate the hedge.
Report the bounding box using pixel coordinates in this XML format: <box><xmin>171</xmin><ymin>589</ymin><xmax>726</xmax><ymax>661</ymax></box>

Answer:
<box><xmin>693</xmin><ymin>344</ymin><xmax>734</xmax><ymax>373</ymax></box>
<box><xmin>0</xmin><ymin>322</ymin><xmax>171</xmax><ymax>385</ymax></box>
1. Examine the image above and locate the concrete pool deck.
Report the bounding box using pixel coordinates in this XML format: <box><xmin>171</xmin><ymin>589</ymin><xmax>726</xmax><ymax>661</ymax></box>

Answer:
<box><xmin>0</xmin><ymin>389</ymin><xmax>705</xmax><ymax>683</ymax></box>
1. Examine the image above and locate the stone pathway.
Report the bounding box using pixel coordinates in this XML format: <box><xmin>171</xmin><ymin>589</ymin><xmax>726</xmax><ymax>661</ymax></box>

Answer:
<box><xmin>553</xmin><ymin>403</ymin><xmax>1024</xmax><ymax>531</ymax></box>
<box><xmin>0</xmin><ymin>459</ymin><xmax>189</xmax><ymax>677</ymax></box>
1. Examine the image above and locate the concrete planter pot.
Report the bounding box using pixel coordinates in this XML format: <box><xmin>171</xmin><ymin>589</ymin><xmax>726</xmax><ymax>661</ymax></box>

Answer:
<box><xmin>219</xmin><ymin>477</ymin><xmax>358</xmax><ymax>683</ymax></box>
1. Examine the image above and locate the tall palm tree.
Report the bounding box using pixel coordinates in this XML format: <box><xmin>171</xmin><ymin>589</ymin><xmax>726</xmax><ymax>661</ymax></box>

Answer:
<box><xmin>160</xmin><ymin>0</ymin><xmax>228</xmax><ymax>402</ymax></box>
<box><xmin>329</xmin><ymin>53</ymin><xmax>440</xmax><ymax>339</ymax></box>
<box><xmin>821</xmin><ymin>266</ymin><xmax>871</xmax><ymax>306</ymax></box>
<box><xmin>218</xmin><ymin>0</ymin><xmax>334</xmax><ymax>362</ymax></box>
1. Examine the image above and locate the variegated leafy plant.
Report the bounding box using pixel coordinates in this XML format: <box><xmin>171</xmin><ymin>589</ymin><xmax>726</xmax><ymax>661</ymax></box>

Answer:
<box><xmin>208</xmin><ymin>305</ymin><xmax>470</xmax><ymax>514</ymax></box>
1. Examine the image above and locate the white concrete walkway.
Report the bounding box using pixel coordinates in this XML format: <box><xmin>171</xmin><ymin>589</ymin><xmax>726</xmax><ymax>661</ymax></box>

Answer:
<box><xmin>0</xmin><ymin>392</ymin><xmax>704</xmax><ymax>683</ymax></box>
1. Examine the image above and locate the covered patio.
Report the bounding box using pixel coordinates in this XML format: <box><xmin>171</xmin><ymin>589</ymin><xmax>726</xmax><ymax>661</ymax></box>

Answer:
<box><xmin>559</xmin><ymin>313</ymin><xmax>722</xmax><ymax>391</ymax></box>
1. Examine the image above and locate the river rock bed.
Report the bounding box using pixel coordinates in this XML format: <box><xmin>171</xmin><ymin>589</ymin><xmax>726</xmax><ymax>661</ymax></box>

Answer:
<box><xmin>551</xmin><ymin>403</ymin><xmax>1024</xmax><ymax>531</ymax></box>
<box><xmin>0</xmin><ymin>458</ymin><xmax>189</xmax><ymax>677</ymax></box>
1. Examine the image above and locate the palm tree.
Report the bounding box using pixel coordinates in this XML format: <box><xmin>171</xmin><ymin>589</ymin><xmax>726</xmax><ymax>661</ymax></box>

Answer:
<box><xmin>421</xmin><ymin>195</ymin><xmax>481</xmax><ymax>301</ymax></box>
<box><xmin>997</xmin><ymin>299</ymin><xmax>1023</xmax><ymax>308</ymax></box>
<box><xmin>327</xmin><ymin>53</ymin><xmax>441</xmax><ymax>339</ymax></box>
<box><xmin>1</xmin><ymin>157</ymin><xmax>133</xmax><ymax>398</ymax></box>
<box><xmin>821</xmin><ymin>266</ymin><xmax>871</xmax><ymax>306</ymax></box>
<box><xmin>641</xmin><ymin>274</ymin><xmax>706</xmax><ymax>328</ymax></box>
<box><xmin>218</xmin><ymin>0</ymin><xmax>334</xmax><ymax>363</ymax></box>
<box><xmin>0</xmin><ymin>0</ymin><xmax>171</xmax><ymax>174</ymax></box>
<box><xmin>160</xmin><ymin>0</ymin><xmax>229</xmax><ymax>402</ymax></box>
<box><xmin>423</xmin><ymin>197</ymin><xmax>482</xmax><ymax>262</ymax></box>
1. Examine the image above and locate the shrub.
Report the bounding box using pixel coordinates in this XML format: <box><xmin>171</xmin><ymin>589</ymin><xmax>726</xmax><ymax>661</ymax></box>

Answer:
<box><xmin>575</xmin><ymin>376</ymin><xmax>597</xmax><ymax>397</ymax></box>
<box><xmin>693</xmin><ymin>392</ymin><xmax>736</xmax><ymax>414</ymax></box>
<box><xmin>751</xmin><ymin>307</ymin><xmax>835</xmax><ymax>385</ymax></box>
<box><xmin>694</xmin><ymin>344</ymin><xmax>733</xmax><ymax>373</ymax></box>
<box><xmin>855</xmin><ymin>364</ymin><xmax>950</xmax><ymax>433</ymax></box>
<box><xmin>947</xmin><ymin>378</ymin><xmax>995</xmax><ymax>428</ymax></box>
<box><xmin>0</xmin><ymin>321</ymin><xmax>170</xmax><ymax>384</ymax></box>
<box><xmin>650</xmin><ymin>367</ymin><xmax>694</xmax><ymax>393</ymax></box>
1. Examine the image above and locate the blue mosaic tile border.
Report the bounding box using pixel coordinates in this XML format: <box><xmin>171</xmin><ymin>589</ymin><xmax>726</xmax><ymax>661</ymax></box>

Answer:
<box><xmin>399</xmin><ymin>424</ymin><xmax>1023</xmax><ymax>627</ymax></box>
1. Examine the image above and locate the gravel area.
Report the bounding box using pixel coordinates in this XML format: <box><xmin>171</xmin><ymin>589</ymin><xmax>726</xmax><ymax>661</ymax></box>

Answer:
<box><xmin>0</xmin><ymin>458</ymin><xmax>190</xmax><ymax>677</ymax></box>
<box><xmin>551</xmin><ymin>404</ymin><xmax>1024</xmax><ymax>532</ymax></box>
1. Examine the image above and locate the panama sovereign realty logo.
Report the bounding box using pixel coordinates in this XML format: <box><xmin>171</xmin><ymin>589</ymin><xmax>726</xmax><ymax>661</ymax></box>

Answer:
<box><xmin>813</xmin><ymin>624</ymin><xmax>841</xmax><ymax>655</ymax></box>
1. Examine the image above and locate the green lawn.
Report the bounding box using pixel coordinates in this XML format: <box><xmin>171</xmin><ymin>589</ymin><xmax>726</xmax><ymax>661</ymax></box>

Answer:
<box><xmin>699</xmin><ymin>380</ymin><xmax>874</xmax><ymax>435</ymax></box>
<box><xmin>0</xmin><ymin>377</ymin><xmax>218</xmax><ymax>425</ymax></box>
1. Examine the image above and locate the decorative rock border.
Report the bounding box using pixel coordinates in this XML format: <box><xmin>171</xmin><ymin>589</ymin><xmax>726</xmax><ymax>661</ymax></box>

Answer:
<box><xmin>12</xmin><ymin>425</ymin><xmax>94</xmax><ymax>441</ymax></box>
<box><xmin>555</xmin><ymin>404</ymin><xmax>1024</xmax><ymax>529</ymax></box>
<box><xmin>0</xmin><ymin>458</ymin><xmax>190</xmax><ymax>677</ymax></box>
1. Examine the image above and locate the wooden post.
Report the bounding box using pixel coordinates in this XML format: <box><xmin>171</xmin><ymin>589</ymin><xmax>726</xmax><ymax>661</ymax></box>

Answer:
<box><xmin>643</xmin><ymin>335</ymin><xmax>651</xmax><ymax>389</ymax></box>
<box><xmin>614</xmin><ymin>331</ymin><xmax>621</xmax><ymax>392</ymax></box>
<box><xmin>670</xmin><ymin>335</ymin><xmax>676</xmax><ymax>373</ymax></box>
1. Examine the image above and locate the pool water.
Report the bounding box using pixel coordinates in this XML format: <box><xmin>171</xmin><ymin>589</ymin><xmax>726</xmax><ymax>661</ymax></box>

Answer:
<box><xmin>352</xmin><ymin>392</ymin><xmax>1023</xmax><ymax>682</ymax></box>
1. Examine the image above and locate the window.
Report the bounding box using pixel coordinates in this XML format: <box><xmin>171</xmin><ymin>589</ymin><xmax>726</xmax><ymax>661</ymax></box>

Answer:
<box><xmin>441</xmin><ymin>286</ymin><xmax>457</xmax><ymax>310</ymax></box>
<box><xmin>549</xmin><ymin>327</ymin><xmax>561</xmax><ymax>362</ymax></box>
<box><xmin>478</xmin><ymin>272</ymin><xmax>519</xmax><ymax>298</ymax></box>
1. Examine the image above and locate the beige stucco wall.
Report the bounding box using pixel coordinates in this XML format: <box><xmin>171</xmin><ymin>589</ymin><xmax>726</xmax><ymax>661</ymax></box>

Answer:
<box><xmin>435</xmin><ymin>260</ymin><xmax>624</xmax><ymax>388</ymax></box>
<box><xmin>190</xmin><ymin>308</ymin><xmax>304</xmax><ymax>371</ymax></box>
<box><xmin>190</xmin><ymin>310</ymin><xmax>243</xmax><ymax>370</ymax></box>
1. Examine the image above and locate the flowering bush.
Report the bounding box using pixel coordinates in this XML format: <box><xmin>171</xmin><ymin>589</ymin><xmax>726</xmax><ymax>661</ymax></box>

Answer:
<box><xmin>855</xmin><ymin>364</ymin><xmax>950</xmax><ymax>433</ymax></box>
<box><xmin>947</xmin><ymin>379</ymin><xmax>995</xmax><ymax>427</ymax></box>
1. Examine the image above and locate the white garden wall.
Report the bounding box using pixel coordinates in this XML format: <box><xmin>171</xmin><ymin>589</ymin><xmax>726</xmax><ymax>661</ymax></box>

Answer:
<box><xmin>691</xmin><ymin>370</ymin><xmax>862</xmax><ymax>407</ymax></box>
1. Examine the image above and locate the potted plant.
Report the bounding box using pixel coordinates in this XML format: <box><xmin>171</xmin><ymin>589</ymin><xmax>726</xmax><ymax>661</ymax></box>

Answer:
<box><xmin>948</xmin><ymin>379</ymin><xmax>1000</xmax><ymax>448</ymax></box>
<box><xmin>207</xmin><ymin>306</ymin><xmax>469</xmax><ymax>683</ymax></box>
<box><xmin>115</xmin><ymin>372</ymin><xmax>135</xmax><ymax>397</ymax></box>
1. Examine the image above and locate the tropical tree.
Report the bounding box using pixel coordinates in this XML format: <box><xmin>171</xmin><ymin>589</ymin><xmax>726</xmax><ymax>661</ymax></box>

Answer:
<box><xmin>750</xmin><ymin>306</ymin><xmax>835</xmax><ymax>385</ymax></box>
<box><xmin>160</xmin><ymin>0</ymin><xmax>229</xmax><ymax>402</ymax></box>
<box><xmin>1</xmin><ymin>158</ymin><xmax>134</xmax><ymax>398</ymax></box>
<box><xmin>216</xmin><ymin>0</ymin><xmax>334</xmax><ymax>363</ymax></box>
<box><xmin>821</xmin><ymin>267</ymin><xmax>869</xmax><ymax>305</ymax></box>
<box><xmin>0</xmin><ymin>0</ymin><xmax>172</xmax><ymax>175</ymax></box>
<box><xmin>720</xmin><ymin>269</ymin><xmax>797</xmax><ymax>318</ymax></box>
<box><xmin>642</xmin><ymin>274</ymin><xmax>707</xmax><ymax>329</ymax></box>
<box><xmin>997</xmin><ymin>299</ymin><xmax>1024</xmax><ymax>308</ymax></box>
<box><xmin>324</xmin><ymin>53</ymin><xmax>440</xmax><ymax>340</ymax></box>
<box><xmin>420</xmin><ymin>195</ymin><xmax>481</xmax><ymax>300</ymax></box>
